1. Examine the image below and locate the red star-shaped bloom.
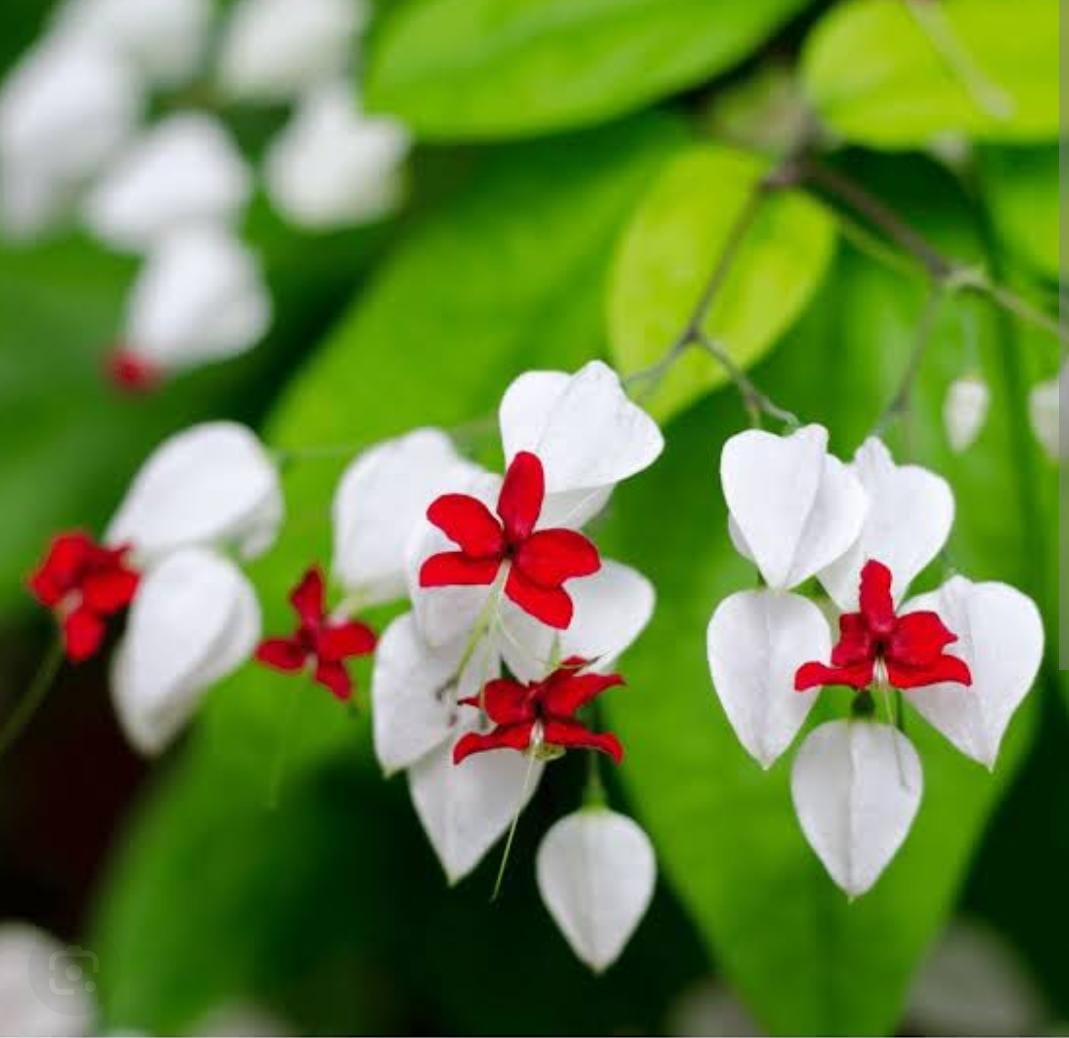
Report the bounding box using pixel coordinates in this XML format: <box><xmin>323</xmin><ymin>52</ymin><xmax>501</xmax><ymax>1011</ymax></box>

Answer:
<box><xmin>28</xmin><ymin>531</ymin><xmax>140</xmax><ymax>662</ymax></box>
<box><xmin>419</xmin><ymin>451</ymin><xmax>600</xmax><ymax>629</ymax></box>
<box><xmin>453</xmin><ymin>657</ymin><xmax>624</xmax><ymax>765</ymax></box>
<box><xmin>255</xmin><ymin>566</ymin><xmax>377</xmax><ymax>701</ymax></box>
<box><xmin>795</xmin><ymin>559</ymin><xmax>972</xmax><ymax>693</ymax></box>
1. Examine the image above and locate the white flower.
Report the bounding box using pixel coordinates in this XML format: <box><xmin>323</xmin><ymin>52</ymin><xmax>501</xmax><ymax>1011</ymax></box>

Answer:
<box><xmin>85</xmin><ymin>112</ymin><xmax>252</xmax><ymax>253</ymax></box>
<box><xmin>52</xmin><ymin>0</ymin><xmax>212</xmax><ymax>87</ymax></box>
<box><xmin>217</xmin><ymin>0</ymin><xmax>367</xmax><ymax>102</ymax></box>
<box><xmin>1028</xmin><ymin>369</ymin><xmax>1061</xmax><ymax>460</ymax></box>
<box><xmin>113</xmin><ymin>225</ymin><xmax>271</xmax><ymax>384</ymax></box>
<box><xmin>790</xmin><ymin>719</ymin><xmax>923</xmax><ymax>898</ymax></box>
<box><xmin>536</xmin><ymin>808</ymin><xmax>656</xmax><ymax>972</ymax></box>
<box><xmin>0</xmin><ymin>35</ymin><xmax>141</xmax><ymax>237</ymax></box>
<box><xmin>112</xmin><ymin>546</ymin><xmax>261</xmax><ymax>754</ymax></box>
<box><xmin>107</xmin><ymin>421</ymin><xmax>283</xmax><ymax>564</ymax></box>
<box><xmin>265</xmin><ymin>82</ymin><xmax>410</xmax><ymax>231</ymax></box>
<box><xmin>943</xmin><ymin>375</ymin><xmax>990</xmax><ymax>454</ymax></box>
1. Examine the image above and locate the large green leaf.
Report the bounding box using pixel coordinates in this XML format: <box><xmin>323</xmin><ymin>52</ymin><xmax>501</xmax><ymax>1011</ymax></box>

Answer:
<box><xmin>608</xmin><ymin>143</ymin><xmax>836</xmax><ymax>422</ymax></box>
<box><xmin>802</xmin><ymin>0</ymin><xmax>1058</xmax><ymax>149</ymax></box>
<box><xmin>365</xmin><ymin>0</ymin><xmax>809</xmax><ymax>139</ymax></box>
<box><xmin>195</xmin><ymin>113</ymin><xmax>687</xmax><ymax>787</ymax></box>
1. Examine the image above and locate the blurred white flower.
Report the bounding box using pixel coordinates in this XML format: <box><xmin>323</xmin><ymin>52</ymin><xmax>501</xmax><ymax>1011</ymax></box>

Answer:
<box><xmin>943</xmin><ymin>375</ymin><xmax>990</xmax><ymax>453</ymax></box>
<box><xmin>217</xmin><ymin>0</ymin><xmax>367</xmax><ymax>102</ymax></box>
<box><xmin>52</xmin><ymin>0</ymin><xmax>213</xmax><ymax>88</ymax></box>
<box><xmin>111</xmin><ymin>225</ymin><xmax>271</xmax><ymax>388</ymax></box>
<box><xmin>265</xmin><ymin>82</ymin><xmax>409</xmax><ymax>230</ymax></box>
<box><xmin>1029</xmin><ymin>368</ymin><xmax>1061</xmax><ymax>460</ymax></box>
<box><xmin>85</xmin><ymin>112</ymin><xmax>252</xmax><ymax>253</ymax></box>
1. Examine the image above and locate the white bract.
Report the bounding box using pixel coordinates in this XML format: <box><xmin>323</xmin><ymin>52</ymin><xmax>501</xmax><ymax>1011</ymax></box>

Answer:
<box><xmin>85</xmin><ymin>113</ymin><xmax>252</xmax><ymax>253</ymax></box>
<box><xmin>112</xmin><ymin>546</ymin><xmax>261</xmax><ymax>754</ymax></box>
<box><xmin>536</xmin><ymin>808</ymin><xmax>656</xmax><ymax>972</ymax></box>
<box><xmin>791</xmin><ymin>720</ymin><xmax>922</xmax><ymax>898</ymax></box>
<box><xmin>217</xmin><ymin>0</ymin><xmax>367</xmax><ymax>102</ymax></box>
<box><xmin>52</xmin><ymin>0</ymin><xmax>212</xmax><ymax>87</ymax></box>
<box><xmin>1028</xmin><ymin>370</ymin><xmax>1061</xmax><ymax>460</ymax></box>
<box><xmin>119</xmin><ymin>225</ymin><xmax>272</xmax><ymax>377</ymax></box>
<box><xmin>265</xmin><ymin>83</ymin><xmax>410</xmax><ymax>231</ymax></box>
<box><xmin>943</xmin><ymin>376</ymin><xmax>990</xmax><ymax>454</ymax></box>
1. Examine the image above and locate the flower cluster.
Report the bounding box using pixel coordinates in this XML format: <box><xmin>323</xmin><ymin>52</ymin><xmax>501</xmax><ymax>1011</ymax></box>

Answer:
<box><xmin>0</xmin><ymin>0</ymin><xmax>409</xmax><ymax>387</ymax></box>
<box><xmin>707</xmin><ymin>426</ymin><xmax>1044</xmax><ymax>896</ymax></box>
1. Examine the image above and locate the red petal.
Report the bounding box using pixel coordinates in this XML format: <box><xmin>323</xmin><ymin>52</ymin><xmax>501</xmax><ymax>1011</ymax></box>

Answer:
<box><xmin>453</xmin><ymin>722</ymin><xmax>534</xmax><ymax>763</ymax></box>
<box><xmin>317</xmin><ymin>620</ymin><xmax>377</xmax><ymax>662</ymax></box>
<box><xmin>514</xmin><ymin>528</ymin><xmax>600</xmax><ymax>588</ymax></box>
<box><xmin>63</xmin><ymin>608</ymin><xmax>106</xmax><ymax>663</ymax></box>
<box><xmin>542</xmin><ymin>671</ymin><xmax>624</xmax><ymax>718</ymax></box>
<box><xmin>290</xmin><ymin>567</ymin><xmax>326</xmax><ymax>627</ymax></box>
<box><xmin>81</xmin><ymin>566</ymin><xmax>140</xmax><ymax>614</ymax></box>
<box><xmin>887</xmin><ymin>653</ymin><xmax>972</xmax><ymax>690</ymax></box>
<box><xmin>497</xmin><ymin>451</ymin><xmax>545</xmax><ymax>543</ymax></box>
<box><xmin>888</xmin><ymin>611</ymin><xmax>957</xmax><ymax>668</ymax></box>
<box><xmin>504</xmin><ymin>566</ymin><xmax>573</xmax><ymax>628</ymax></box>
<box><xmin>858</xmin><ymin>560</ymin><xmax>895</xmax><ymax>635</ymax></box>
<box><xmin>107</xmin><ymin>349</ymin><xmax>161</xmax><ymax>393</ymax></box>
<box><xmin>255</xmin><ymin>638</ymin><xmax>308</xmax><ymax>672</ymax></box>
<box><xmin>830</xmin><ymin>612</ymin><xmax>873</xmax><ymax>666</ymax></box>
<box><xmin>314</xmin><ymin>660</ymin><xmax>353</xmax><ymax>701</ymax></box>
<box><xmin>419</xmin><ymin>552</ymin><xmax>500</xmax><ymax>587</ymax></box>
<box><xmin>794</xmin><ymin>660</ymin><xmax>874</xmax><ymax>691</ymax></box>
<box><xmin>28</xmin><ymin>532</ymin><xmax>94</xmax><ymax>606</ymax></box>
<box><xmin>474</xmin><ymin>678</ymin><xmax>535</xmax><ymax>725</ymax></box>
<box><xmin>541</xmin><ymin>719</ymin><xmax>623</xmax><ymax>764</ymax></box>
<box><xmin>427</xmin><ymin>494</ymin><xmax>504</xmax><ymax>557</ymax></box>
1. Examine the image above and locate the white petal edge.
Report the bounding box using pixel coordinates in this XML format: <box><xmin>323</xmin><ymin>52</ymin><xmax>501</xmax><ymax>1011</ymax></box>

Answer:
<box><xmin>904</xmin><ymin>576</ymin><xmax>1043</xmax><ymax>768</ymax></box>
<box><xmin>706</xmin><ymin>589</ymin><xmax>828</xmax><ymax>768</ymax></box>
<box><xmin>791</xmin><ymin>720</ymin><xmax>922</xmax><ymax>898</ymax></box>
<box><xmin>536</xmin><ymin>808</ymin><xmax>656</xmax><ymax>973</ymax></box>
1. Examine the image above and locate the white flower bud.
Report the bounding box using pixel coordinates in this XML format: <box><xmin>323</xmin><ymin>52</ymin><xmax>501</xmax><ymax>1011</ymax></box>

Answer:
<box><xmin>1029</xmin><ymin>371</ymin><xmax>1061</xmax><ymax>459</ymax></box>
<box><xmin>943</xmin><ymin>375</ymin><xmax>990</xmax><ymax>453</ymax></box>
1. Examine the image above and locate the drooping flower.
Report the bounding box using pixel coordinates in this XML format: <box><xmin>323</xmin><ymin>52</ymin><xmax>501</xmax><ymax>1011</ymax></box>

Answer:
<box><xmin>943</xmin><ymin>375</ymin><xmax>990</xmax><ymax>454</ymax></box>
<box><xmin>28</xmin><ymin>531</ymin><xmax>139</xmax><ymax>661</ymax></box>
<box><xmin>536</xmin><ymin>808</ymin><xmax>656</xmax><ymax>972</ymax></box>
<box><xmin>256</xmin><ymin>566</ymin><xmax>377</xmax><ymax>701</ymax></box>
<box><xmin>421</xmin><ymin>451</ymin><xmax>601</xmax><ymax>629</ymax></box>
<box><xmin>1028</xmin><ymin>366</ymin><xmax>1061</xmax><ymax>460</ymax></box>
<box><xmin>795</xmin><ymin>559</ymin><xmax>972</xmax><ymax>693</ymax></box>
<box><xmin>453</xmin><ymin>658</ymin><xmax>624</xmax><ymax>764</ymax></box>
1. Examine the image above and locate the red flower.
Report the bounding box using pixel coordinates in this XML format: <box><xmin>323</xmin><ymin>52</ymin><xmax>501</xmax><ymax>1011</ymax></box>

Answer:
<box><xmin>28</xmin><ymin>531</ymin><xmax>140</xmax><ymax>662</ymax></box>
<box><xmin>453</xmin><ymin>657</ymin><xmax>624</xmax><ymax>764</ymax></box>
<box><xmin>795</xmin><ymin>559</ymin><xmax>972</xmax><ymax>692</ymax></box>
<box><xmin>106</xmin><ymin>348</ymin><xmax>161</xmax><ymax>394</ymax></box>
<box><xmin>255</xmin><ymin>566</ymin><xmax>377</xmax><ymax>701</ymax></box>
<box><xmin>419</xmin><ymin>451</ymin><xmax>600</xmax><ymax>629</ymax></box>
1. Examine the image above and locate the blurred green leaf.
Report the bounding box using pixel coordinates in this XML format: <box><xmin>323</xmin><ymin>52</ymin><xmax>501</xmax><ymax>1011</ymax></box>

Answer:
<box><xmin>365</xmin><ymin>0</ymin><xmax>810</xmax><ymax>139</ymax></box>
<box><xmin>608</xmin><ymin>144</ymin><xmax>836</xmax><ymax>422</ymax></box>
<box><xmin>802</xmin><ymin>0</ymin><xmax>1058</xmax><ymax>149</ymax></box>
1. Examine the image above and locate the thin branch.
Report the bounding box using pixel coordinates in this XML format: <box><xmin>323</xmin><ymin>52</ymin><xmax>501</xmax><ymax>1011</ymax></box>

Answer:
<box><xmin>695</xmin><ymin>332</ymin><xmax>800</xmax><ymax>428</ymax></box>
<box><xmin>0</xmin><ymin>640</ymin><xmax>63</xmax><ymax>760</ymax></box>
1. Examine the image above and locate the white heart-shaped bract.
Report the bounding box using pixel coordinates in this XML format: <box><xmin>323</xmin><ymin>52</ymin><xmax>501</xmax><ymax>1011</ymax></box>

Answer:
<box><xmin>1028</xmin><ymin>372</ymin><xmax>1060</xmax><ymax>460</ymax></box>
<box><xmin>536</xmin><ymin>808</ymin><xmax>656</xmax><ymax>973</ymax></box>
<box><xmin>112</xmin><ymin>547</ymin><xmax>261</xmax><ymax>755</ymax></box>
<box><xmin>819</xmin><ymin>437</ymin><xmax>954</xmax><ymax>610</ymax></box>
<box><xmin>904</xmin><ymin>576</ymin><xmax>1043</xmax><ymax>769</ymax></box>
<box><xmin>0</xmin><ymin>923</ymin><xmax>95</xmax><ymax>1037</ymax></box>
<box><xmin>85</xmin><ymin>112</ymin><xmax>251</xmax><ymax>253</ymax></box>
<box><xmin>217</xmin><ymin>0</ymin><xmax>366</xmax><ymax>102</ymax></box>
<box><xmin>371</xmin><ymin>612</ymin><xmax>500</xmax><ymax>776</ymax></box>
<box><xmin>498</xmin><ymin>361</ymin><xmax>664</xmax><ymax>497</ymax></box>
<box><xmin>707</xmin><ymin>589</ymin><xmax>829</xmax><ymax>769</ymax></box>
<box><xmin>332</xmin><ymin>429</ymin><xmax>479</xmax><ymax>607</ymax></box>
<box><xmin>791</xmin><ymin>720</ymin><xmax>923</xmax><ymax>898</ymax></box>
<box><xmin>721</xmin><ymin>425</ymin><xmax>867</xmax><ymax>590</ymax></box>
<box><xmin>107</xmin><ymin>421</ymin><xmax>282</xmax><ymax>563</ymax></box>
<box><xmin>943</xmin><ymin>376</ymin><xmax>990</xmax><ymax>454</ymax></box>
<box><xmin>407</xmin><ymin>728</ymin><xmax>543</xmax><ymax>884</ymax></box>
<box><xmin>52</xmin><ymin>0</ymin><xmax>212</xmax><ymax>87</ymax></box>
<box><xmin>121</xmin><ymin>225</ymin><xmax>272</xmax><ymax>373</ymax></box>
<box><xmin>265</xmin><ymin>81</ymin><xmax>410</xmax><ymax>231</ymax></box>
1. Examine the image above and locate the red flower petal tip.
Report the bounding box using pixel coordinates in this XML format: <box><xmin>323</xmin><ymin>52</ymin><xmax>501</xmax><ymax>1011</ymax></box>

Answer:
<box><xmin>106</xmin><ymin>347</ymin><xmax>162</xmax><ymax>394</ymax></box>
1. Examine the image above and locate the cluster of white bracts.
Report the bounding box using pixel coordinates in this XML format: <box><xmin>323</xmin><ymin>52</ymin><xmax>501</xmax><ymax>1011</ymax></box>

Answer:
<box><xmin>707</xmin><ymin>425</ymin><xmax>1044</xmax><ymax>896</ymax></box>
<box><xmin>331</xmin><ymin>361</ymin><xmax>662</xmax><ymax>970</ymax></box>
<box><xmin>0</xmin><ymin>0</ymin><xmax>409</xmax><ymax>383</ymax></box>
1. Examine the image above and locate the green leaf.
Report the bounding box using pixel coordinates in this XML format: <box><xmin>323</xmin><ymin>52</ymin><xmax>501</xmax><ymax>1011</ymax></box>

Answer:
<box><xmin>599</xmin><ymin>183</ymin><xmax>1051</xmax><ymax>1032</ymax></box>
<box><xmin>802</xmin><ymin>0</ymin><xmax>1058</xmax><ymax>149</ymax></box>
<box><xmin>607</xmin><ymin>143</ymin><xmax>836</xmax><ymax>422</ymax></box>
<box><xmin>196</xmin><ymin>113</ymin><xmax>688</xmax><ymax>788</ymax></box>
<box><xmin>365</xmin><ymin>0</ymin><xmax>810</xmax><ymax>139</ymax></box>
<box><xmin>980</xmin><ymin>146</ymin><xmax>1059</xmax><ymax>281</ymax></box>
